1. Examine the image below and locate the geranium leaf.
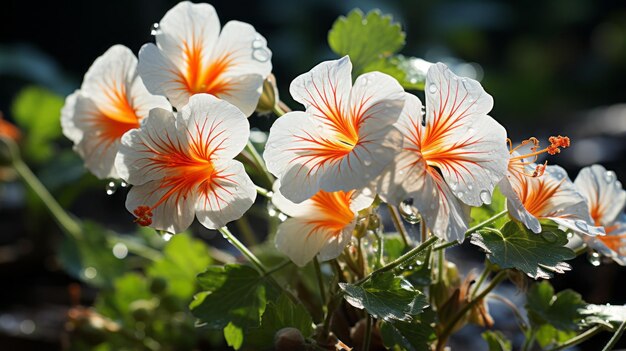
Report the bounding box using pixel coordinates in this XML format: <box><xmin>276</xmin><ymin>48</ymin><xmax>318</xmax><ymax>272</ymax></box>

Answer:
<box><xmin>380</xmin><ymin>309</ymin><xmax>436</xmax><ymax>351</ymax></box>
<box><xmin>470</xmin><ymin>221</ymin><xmax>575</xmax><ymax>278</ymax></box>
<box><xmin>328</xmin><ymin>9</ymin><xmax>405</xmax><ymax>75</ymax></box>
<box><xmin>526</xmin><ymin>281</ymin><xmax>586</xmax><ymax>331</ymax></box>
<box><xmin>340</xmin><ymin>272</ymin><xmax>428</xmax><ymax>321</ymax></box>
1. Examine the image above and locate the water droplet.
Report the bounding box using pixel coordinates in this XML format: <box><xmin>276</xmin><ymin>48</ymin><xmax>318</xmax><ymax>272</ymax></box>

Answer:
<box><xmin>150</xmin><ymin>23</ymin><xmax>161</xmax><ymax>36</ymax></box>
<box><xmin>588</xmin><ymin>251</ymin><xmax>601</xmax><ymax>266</ymax></box>
<box><xmin>162</xmin><ymin>233</ymin><xmax>173</xmax><ymax>241</ymax></box>
<box><xmin>398</xmin><ymin>170</ymin><xmax>405</xmax><ymax>175</ymax></box>
<box><xmin>105</xmin><ymin>181</ymin><xmax>117</xmax><ymax>195</ymax></box>
<box><xmin>361</xmin><ymin>188</ymin><xmax>373</xmax><ymax>196</ymax></box>
<box><xmin>575</xmin><ymin>221</ymin><xmax>589</xmax><ymax>232</ymax></box>
<box><xmin>112</xmin><ymin>243</ymin><xmax>128</xmax><ymax>259</ymax></box>
<box><xmin>399</xmin><ymin>199</ymin><xmax>421</xmax><ymax>225</ymax></box>
<box><xmin>604</xmin><ymin>171</ymin><xmax>616</xmax><ymax>183</ymax></box>
<box><xmin>252</xmin><ymin>48</ymin><xmax>270</xmax><ymax>62</ymax></box>
<box><xmin>83</xmin><ymin>267</ymin><xmax>97</xmax><ymax>279</ymax></box>
<box><xmin>467</xmin><ymin>184</ymin><xmax>473</xmax><ymax>190</ymax></box>
<box><xmin>566</xmin><ymin>232</ymin><xmax>574</xmax><ymax>239</ymax></box>
<box><xmin>251</xmin><ymin>36</ymin><xmax>266</xmax><ymax>49</ymax></box>
<box><xmin>480</xmin><ymin>190</ymin><xmax>491</xmax><ymax>205</ymax></box>
<box><xmin>616</xmin><ymin>181</ymin><xmax>623</xmax><ymax>190</ymax></box>
<box><xmin>428</xmin><ymin>84</ymin><xmax>437</xmax><ymax>94</ymax></box>
<box><xmin>449</xmin><ymin>182</ymin><xmax>458</xmax><ymax>191</ymax></box>
<box><xmin>363</xmin><ymin>158</ymin><xmax>372</xmax><ymax>166</ymax></box>
<box><xmin>467</xmin><ymin>127</ymin><xmax>475</xmax><ymax>134</ymax></box>
<box><xmin>456</xmin><ymin>191</ymin><xmax>464</xmax><ymax>198</ymax></box>
<box><xmin>120</xmin><ymin>181</ymin><xmax>128</xmax><ymax>188</ymax></box>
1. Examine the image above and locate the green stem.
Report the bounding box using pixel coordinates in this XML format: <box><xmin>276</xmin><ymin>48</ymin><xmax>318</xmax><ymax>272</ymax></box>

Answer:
<box><xmin>471</xmin><ymin>264</ymin><xmax>491</xmax><ymax>298</ymax></box>
<box><xmin>546</xmin><ymin>325</ymin><xmax>604</xmax><ymax>351</ymax></box>
<box><xmin>602</xmin><ymin>320</ymin><xmax>626</xmax><ymax>351</ymax></box>
<box><xmin>355</xmin><ymin>236</ymin><xmax>438</xmax><ymax>286</ymax></box>
<box><xmin>265</xmin><ymin>260</ymin><xmax>292</xmax><ymax>276</ymax></box>
<box><xmin>434</xmin><ymin>210</ymin><xmax>508</xmax><ymax>251</ymax></box>
<box><xmin>218</xmin><ymin>226</ymin><xmax>267</xmax><ymax>274</ymax></box>
<box><xmin>313</xmin><ymin>257</ymin><xmax>327</xmax><ymax>305</ymax></box>
<box><xmin>273</xmin><ymin>100</ymin><xmax>291</xmax><ymax>117</ymax></box>
<box><xmin>387</xmin><ymin>204</ymin><xmax>410</xmax><ymax>247</ymax></box>
<box><xmin>488</xmin><ymin>294</ymin><xmax>528</xmax><ymax>331</ymax></box>
<box><xmin>235</xmin><ymin>216</ymin><xmax>258</xmax><ymax>246</ymax></box>
<box><xmin>12</xmin><ymin>158</ymin><xmax>82</xmax><ymax>240</ymax></box>
<box><xmin>363</xmin><ymin>315</ymin><xmax>373</xmax><ymax>351</ymax></box>
<box><xmin>244</xmin><ymin>141</ymin><xmax>274</xmax><ymax>188</ymax></box>
<box><xmin>255</xmin><ymin>185</ymin><xmax>271</xmax><ymax>198</ymax></box>
<box><xmin>437</xmin><ymin>270</ymin><xmax>507</xmax><ymax>349</ymax></box>
<box><xmin>375</xmin><ymin>230</ymin><xmax>385</xmax><ymax>268</ymax></box>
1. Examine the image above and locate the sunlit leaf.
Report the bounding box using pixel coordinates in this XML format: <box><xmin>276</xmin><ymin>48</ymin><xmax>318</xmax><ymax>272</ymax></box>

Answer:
<box><xmin>527</xmin><ymin>281</ymin><xmax>585</xmax><ymax>331</ymax></box>
<box><xmin>328</xmin><ymin>9</ymin><xmax>405</xmax><ymax>75</ymax></box>
<box><xmin>482</xmin><ymin>330</ymin><xmax>512</xmax><ymax>351</ymax></box>
<box><xmin>580</xmin><ymin>304</ymin><xmax>626</xmax><ymax>328</ymax></box>
<box><xmin>363</xmin><ymin>55</ymin><xmax>430</xmax><ymax>90</ymax></box>
<box><xmin>224</xmin><ymin>322</ymin><xmax>244</xmax><ymax>350</ymax></box>
<box><xmin>147</xmin><ymin>233</ymin><xmax>211</xmax><ymax>299</ymax></box>
<box><xmin>470</xmin><ymin>221</ymin><xmax>575</xmax><ymax>278</ymax></box>
<box><xmin>340</xmin><ymin>272</ymin><xmax>428</xmax><ymax>321</ymax></box>
<box><xmin>380</xmin><ymin>309</ymin><xmax>436</xmax><ymax>351</ymax></box>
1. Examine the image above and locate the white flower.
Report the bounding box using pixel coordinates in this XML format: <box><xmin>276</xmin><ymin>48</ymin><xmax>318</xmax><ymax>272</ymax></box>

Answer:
<box><xmin>272</xmin><ymin>181</ymin><xmax>373</xmax><ymax>267</ymax></box>
<box><xmin>263</xmin><ymin>56</ymin><xmax>406</xmax><ymax>203</ymax></box>
<box><xmin>574</xmin><ymin>165</ymin><xmax>626</xmax><ymax>264</ymax></box>
<box><xmin>375</xmin><ymin>63</ymin><xmax>509</xmax><ymax>242</ymax></box>
<box><xmin>114</xmin><ymin>94</ymin><xmax>256</xmax><ymax>233</ymax></box>
<box><xmin>61</xmin><ymin>45</ymin><xmax>170</xmax><ymax>179</ymax></box>
<box><xmin>138</xmin><ymin>1</ymin><xmax>272</xmax><ymax>116</ymax></box>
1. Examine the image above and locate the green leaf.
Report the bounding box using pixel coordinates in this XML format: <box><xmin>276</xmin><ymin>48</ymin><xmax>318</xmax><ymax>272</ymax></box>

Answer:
<box><xmin>470</xmin><ymin>188</ymin><xmax>507</xmax><ymax>227</ymax></box>
<box><xmin>94</xmin><ymin>273</ymin><xmax>151</xmax><ymax>321</ymax></box>
<box><xmin>190</xmin><ymin>264</ymin><xmax>279</xmax><ymax>331</ymax></box>
<box><xmin>247</xmin><ymin>293</ymin><xmax>314</xmax><ymax>348</ymax></box>
<box><xmin>340</xmin><ymin>272</ymin><xmax>428</xmax><ymax>321</ymax></box>
<box><xmin>580</xmin><ymin>304</ymin><xmax>626</xmax><ymax>328</ymax></box>
<box><xmin>328</xmin><ymin>9</ymin><xmax>405</xmax><ymax>75</ymax></box>
<box><xmin>380</xmin><ymin>309</ymin><xmax>436</xmax><ymax>351</ymax></box>
<box><xmin>147</xmin><ymin>233</ymin><xmax>211</xmax><ymax>299</ymax></box>
<box><xmin>470</xmin><ymin>221</ymin><xmax>575</xmax><ymax>278</ymax></box>
<box><xmin>534</xmin><ymin>324</ymin><xmax>576</xmax><ymax>348</ymax></box>
<box><xmin>58</xmin><ymin>221</ymin><xmax>129</xmax><ymax>288</ymax></box>
<box><xmin>11</xmin><ymin>86</ymin><xmax>64</xmax><ymax>162</ymax></box>
<box><xmin>482</xmin><ymin>330</ymin><xmax>512</xmax><ymax>351</ymax></box>
<box><xmin>224</xmin><ymin>322</ymin><xmax>244</xmax><ymax>350</ymax></box>
<box><xmin>526</xmin><ymin>281</ymin><xmax>586</xmax><ymax>331</ymax></box>
<box><xmin>362</xmin><ymin>55</ymin><xmax>430</xmax><ymax>90</ymax></box>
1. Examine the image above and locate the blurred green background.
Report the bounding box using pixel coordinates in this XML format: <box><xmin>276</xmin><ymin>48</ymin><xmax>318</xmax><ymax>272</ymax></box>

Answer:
<box><xmin>1</xmin><ymin>0</ymin><xmax>626</xmax><ymax>350</ymax></box>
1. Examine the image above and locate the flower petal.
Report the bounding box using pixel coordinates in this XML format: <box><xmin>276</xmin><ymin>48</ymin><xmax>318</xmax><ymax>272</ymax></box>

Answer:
<box><xmin>195</xmin><ymin>160</ymin><xmax>256</xmax><ymax>229</ymax></box>
<box><xmin>275</xmin><ymin>218</ymin><xmax>351</xmax><ymax>267</ymax></box>
<box><xmin>574</xmin><ymin>165</ymin><xmax>626</xmax><ymax>226</ymax></box>
<box><xmin>422</xmin><ymin>64</ymin><xmax>507</xmax><ymax>206</ymax></box>
<box><xmin>499</xmin><ymin>176</ymin><xmax>542</xmax><ymax>233</ymax></box>
<box><xmin>125</xmin><ymin>180</ymin><xmax>196</xmax><ymax>234</ymax></box>
<box><xmin>178</xmin><ymin>94</ymin><xmax>250</xmax><ymax>160</ymax></box>
<box><xmin>61</xmin><ymin>91</ymin><xmax>81</xmax><ymax>144</ymax></box>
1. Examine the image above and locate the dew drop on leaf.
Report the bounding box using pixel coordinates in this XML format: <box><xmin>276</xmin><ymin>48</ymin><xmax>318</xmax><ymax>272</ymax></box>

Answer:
<box><xmin>588</xmin><ymin>251</ymin><xmax>601</xmax><ymax>266</ymax></box>
<box><xmin>105</xmin><ymin>181</ymin><xmax>117</xmax><ymax>195</ymax></box>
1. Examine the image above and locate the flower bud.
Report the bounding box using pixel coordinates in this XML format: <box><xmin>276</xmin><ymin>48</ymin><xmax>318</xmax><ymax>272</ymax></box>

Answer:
<box><xmin>256</xmin><ymin>74</ymin><xmax>279</xmax><ymax>115</ymax></box>
<box><xmin>274</xmin><ymin>327</ymin><xmax>305</xmax><ymax>350</ymax></box>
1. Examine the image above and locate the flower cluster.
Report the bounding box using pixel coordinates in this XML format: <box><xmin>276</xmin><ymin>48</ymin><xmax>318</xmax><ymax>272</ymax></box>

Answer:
<box><xmin>61</xmin><ymin>1</ymin><xmax>623</xmax><ymax>269</ymax></box>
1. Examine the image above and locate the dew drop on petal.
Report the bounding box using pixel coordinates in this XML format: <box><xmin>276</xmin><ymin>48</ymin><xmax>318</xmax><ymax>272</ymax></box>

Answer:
<box><xmin>456</xmin><ymin>191</ymin><xmax>464</xmax><ymax>199</ymax></box>
<box><xmin>604</xmin><ymin>171</ymin><xmax>616</xmax><ymax>183</ymax></box>
<box><xmin>150</xmin><ymin>23</ymin><xmax>161</xmax><ymax>36</ymax></box>
<box><xmin>251</xmin><ymin>36</ymin><xmax>266</xmax><ymax>49</ymax></box>
<box><xmin>399</xmin><ymin>199</ymin><xmax>421</xmax><ymax>225</ymax></box>
<box><xmin>449</xmin><ymin>182</ymin><xmax>458</xmax><ymax>191</ymax></box>
<box><xmin>616</xmin><ymin>181</ymin><xmax>623</xmax><ymax>190</ymax></box>
<box><xmin>428</xmin><ymin>84</ymin><xmax>438</xmax><ymax>94</ymax></box>
<box><xmin>120</xmin><ymin>181</ymin><xmax>128</xmax><ymax>188</ymax></box>
<box><xmin>467</xmin><ymin>184</ymin><xmax>474</xmax><ymax>190</ymax></box>
<box><xmin>252</xmin><ymin>48</ymin><xmax>270</xmax><ymax>62</ymax></box>
<box><xmin>363</xmin><ymin>158</ymin><xmax>372</xmax><ymax>166</ymax></box>
<box><xmin>588</xmin><ymin>251</ymin><xmax>601</xmax><ymax>266</ymax></box>
<box><xmin>105</xmin><ymin>181</ymin><xmax>117</xmax><ymax>195</ymax></box>
<box><xmin>575</xmin><ymin>220</ymin><xmax>589</xmax><ymax>232</ymax></box>
<box><xmin>479</xmin><ymin>190</ymin><xmax>492</xmax><ymax>205</ymax></box>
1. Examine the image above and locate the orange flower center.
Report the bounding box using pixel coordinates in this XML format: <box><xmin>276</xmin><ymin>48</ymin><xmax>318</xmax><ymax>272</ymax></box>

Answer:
<box><xmin>306</xmin><ymin>190</ymin><xmax>355</xmax><ymax>235</ymax></box>
<box><xmin>179</xmin><ymin>37</ymin><xmax>233</xmax><ymax>96</ymax></box>
<box><xmin>90</xmin><ymin>84</ymin><xmax>141</xmax><ymax>144</ymax></box>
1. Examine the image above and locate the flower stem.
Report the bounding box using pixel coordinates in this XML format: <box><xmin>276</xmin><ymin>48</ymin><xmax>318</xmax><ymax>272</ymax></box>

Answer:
<box><xmin>363</xmin><ymin>314</ymin><xmax>373</xmax><ymax>351</ymax></box>
<box><xmin>12</xmin><ymin>158</ymin><xmax>82</xmax><ymax>240</ymax></box>
<box><xmin>313</xmin><ymin>257</ymin><xmax>327</xmax><ymax>305</ymax></box>
<box><xmin>433</xmin><ymin>210</ymin><xmax>508</xmax><ymax>251</ymax></box>
<box><xmin>355</xmin><ymin>235</ymin><xmax>438</xmax><ymax>286</ymax></box>
<box><xmin>437</xmin><ymin>270</ymin><xmax>507</xmax><ymax>350</ymax></box>
<box><xmin>602</xmin><ymin>319</ymin><xmax>626</xmax><ymax>351</ymax></box>
<box><xmin>244</xmin><ymin>140</ymin><xmax>274</xmax><ymax>188</ymax></box>
<box><xmin>218</xmin><ymin>226</ymin><xmax>267</xmax><ymax>274</ymax></box>
<box><xmin>387</xmin><ymin>204</ymin><xmax>410</xmax><ymax>247</ymax></box>
<box><xmin>546</xmin><ymin>325</ymin><xmax>604</xmax><ymax>351</ymax></box>
<box><xmin>273</xmin><ymin>100</ymin><xmax>291</xmax><ymax>117</ymax></box>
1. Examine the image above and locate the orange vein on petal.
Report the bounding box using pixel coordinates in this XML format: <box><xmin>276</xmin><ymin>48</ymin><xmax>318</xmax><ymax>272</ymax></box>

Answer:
<box><xmin>305</xmin><ymin>190</ymin><xmax>355</xmax><ymax>236</ymax></box>
<box><xmin>89</xmin><ymin>82</ymin><xmax>141</xmax><ymax>145</ymax></box>
<box><xmin>177</xmin><ymin>35</ymin><xmax>233</xmax><ymax>96</ymax></box>
<box><xmin>133</xmin><ymin>120</ymin><xmax>234</xmax><ymax>225</ymax></box>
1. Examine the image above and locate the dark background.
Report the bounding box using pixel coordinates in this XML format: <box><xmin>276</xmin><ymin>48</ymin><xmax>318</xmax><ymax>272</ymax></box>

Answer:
<box><xmin>1</xmin><ymin>0</ymin><xmax>626</xmax><ymax>350</ymax></box>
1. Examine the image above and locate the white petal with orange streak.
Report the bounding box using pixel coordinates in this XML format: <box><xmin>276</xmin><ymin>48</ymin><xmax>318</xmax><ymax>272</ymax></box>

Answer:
<box><xmin>318</xmin><ymin>222</ymin><xmax>354</xmax><ymax>261</ymax></box>
<box><xmin>115</xmin><ymin>108</ymin><xmax>182</xmax><ymax>185</ymax></box>
<box><xmin>350</xmin><ymin>71</ymin><xmax>406</xmax><ymax>135</ymax></box>
<box><xmin>271</xmin><ymin>180</ymin><xmax>317</xmax><ymax>217</ymax></box>
<box><xmin>574</xmin><ymin>165</ymin><xmax>626</xmax><ymax>226</ymax></box>
<box><xmin>125</xmin><ymin>180</ymin><xmax>197</xmax><ymax>234</ymax></box>
<box><xmin>178</xmin><ymin>94</ymin><xmax>249</xmax><ymax>160</ymax></box>
<box><xmin>195</xmin><ymin>160</ymin><xmax>256</xmax><ymax>229</ymax></box>
<box><xmin>71</xmin><ymin>95</ymin><xmax>121</xmax><ymax>179</ymax></box>
<box><xmin>213</xmin><ymin>74</ymin><xmax>265</xmax><ymax>117</ymax></box>
<box><xmin>289</xmin><ymin>57</ymin><xmax>352</xmax><ymax>126</ymax></box>
<box><xmin>263</xmin><ymin>111</ymin><xmax>325</xmax><ymax>202</ymax></box>
<box><xmin>275</xmin><ymin>218</ymin><xmax>352</xmax><ymax>267</ymax></box>
<box><xmin>423</xmin><ymin>63</ymin><xmax>507</xmax><ymax>206</ymax></box>
<box><xmin>415</xmin><ymin>170</ymin><xmax>471</xmax><ymax>242</ymax></box>
<box><xmin>138</xmin><ymin>43</ymin><xmax>189</xmax><ymax>108</ymax></box>
<box><xmin>499</xmin><ymin>174</ymin><xmax>542</xmax><ymax>233</ymax></box>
